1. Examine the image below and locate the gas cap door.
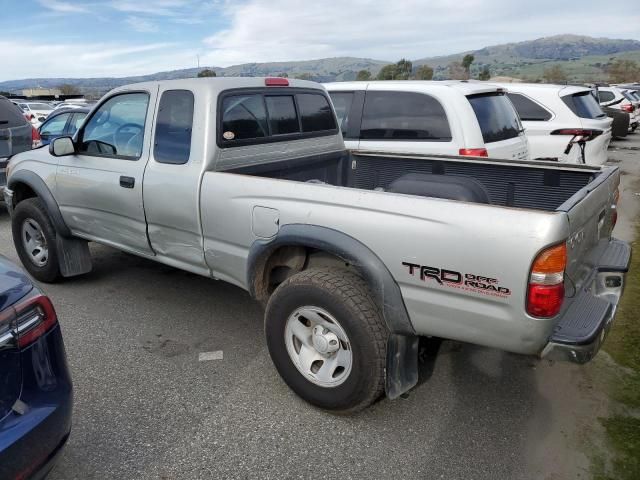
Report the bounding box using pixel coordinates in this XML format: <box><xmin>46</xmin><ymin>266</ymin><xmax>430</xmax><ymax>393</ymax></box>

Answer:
<box><xmin>252</xmin><ymin>206</ymin><xmax>280</xmax><ymax>238</ymax></box>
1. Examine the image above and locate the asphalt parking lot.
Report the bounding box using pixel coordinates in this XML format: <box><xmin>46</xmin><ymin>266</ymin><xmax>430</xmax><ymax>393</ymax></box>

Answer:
<box><xmin>1</xmin><ymin>136</ymin><xmax>638</xmax><ymax>479</ymax></box>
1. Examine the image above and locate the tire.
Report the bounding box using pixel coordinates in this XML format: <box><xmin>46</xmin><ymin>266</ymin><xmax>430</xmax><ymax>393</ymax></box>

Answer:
<box><xmin>12</xmin><ymin>198</ymin><xmax>62</xmax><ymax>283</ymax></box>
<box><xmin>265</xmin><ymin>268</ymin><xmax>387</xmax><ymax>413</ymax></box>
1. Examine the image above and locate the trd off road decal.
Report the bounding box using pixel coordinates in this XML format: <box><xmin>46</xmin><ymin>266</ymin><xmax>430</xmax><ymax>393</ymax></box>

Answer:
<box><xmin>402</xmin><ymin>262</ymin><xmax>511</xmax><ymax>298</ymax></box>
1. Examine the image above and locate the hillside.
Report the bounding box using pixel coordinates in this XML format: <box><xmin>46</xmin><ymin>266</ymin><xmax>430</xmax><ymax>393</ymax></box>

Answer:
<box><xmin>1</xmin><ymin>35</ymin><xmax>639</xmax><ymax>95</ymax></box>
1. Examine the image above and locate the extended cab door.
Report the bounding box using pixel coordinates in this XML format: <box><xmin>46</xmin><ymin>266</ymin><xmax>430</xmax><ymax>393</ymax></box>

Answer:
<box><xmin>55</xmin><ymin>89</ymin><xmax>156</xmax><ymax>255</ymax></box>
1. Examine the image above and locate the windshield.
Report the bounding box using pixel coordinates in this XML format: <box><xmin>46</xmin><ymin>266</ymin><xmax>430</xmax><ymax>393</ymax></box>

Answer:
<box><xmin>467</xmin><ymin>93</ymin><xmax>521</xmax><ymax>143</ymax></box>
<box><xmin>27</xmin><ymin>103</ymin><xmax>53</xmax><ymax>111</ymax></box>
<box><xmin>562</xmin><ymin>91</ymin><xmax>606</xmax><ymax>120</ymax></box>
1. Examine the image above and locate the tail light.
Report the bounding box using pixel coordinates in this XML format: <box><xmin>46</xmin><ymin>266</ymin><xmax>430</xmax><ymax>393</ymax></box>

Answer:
<box><xmin>621</xmin><ymin>104</ymin><xmax>634</xmax><ymax>113</ymax></box>
<box><xmin>459</xmin><ymin>148</ymin><xmax>488</xmax><ymax>157</ymax></box>
<box><xmin>265</xmin><ymin>77</ymin><xmax>289</xmax><ymax>87</ymax></box>
<box><xmin>527</xmin><ymin>243</ymin><xmax>567</xmax><ymax>318</ymax></box>
<box><xmin>550</xmin><ymin>129</ymin><xmax>603</xmax><ymax>141</ymax></box>
<box><xmin>24</xmin><ymin>113</ymin><xmax>34</xmax><ymax>122</ymax></box>
<box><xmin>13</xmin><ymin>293</ymin><xmax>58</xmax><ymax>348</ymax></box>
<box><xmin>31</xmin><ymin>126</ymin><xmax>41</xmax><ymax>148</ymax></box>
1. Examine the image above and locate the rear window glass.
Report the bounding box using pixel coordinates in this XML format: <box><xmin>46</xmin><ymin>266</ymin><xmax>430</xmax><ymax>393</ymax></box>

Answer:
<box><xmin>265</xmin><ymin>95</ymin><xmax>299</xmax><ymax>135</ymax></box>
<box><xmin>562</xmin><ymin>92</ymin><xmax>606</xmax><ymax>119</ymax></box>
<box><xmin>221</xmin><ymin>94</ymin><xmax>269</xmax><ymax>140</ymax></box>
<box><xmin>328</xmin><ymin>92</ymin><xmax>355</xmax><ymax>136</ymax></box>
<box><xmin>27</xmin><ymin>103</ymin><xmax>53</xmax><ymax>111</ymax></box>
<box><xmin>360</xmin><ymin>91</ymin><xmax>451</xmax><ymax>141</ymax></box>
<box><xmin>598</xmin><ymin>91</ymin><xmax>616</xmax><ymax>103</ymax></box>
<box><xmin>297</xmin><ymin>93</ymin><xmax>336</xmax><ymax>132</ymax></box>
<box><xmin>154</xmin><ymin>90</ymin><xmax>194</xmax><ymax>165</ymax></box>
<box><xmin>220</xmin><ymin>90</ymin><xmax>338</xmax><ymax>146</ymax></box>
<box><xmin>507</xmin><ymin>93</ymin><xmax>552</xmax><ymax>121</ymax></box>
<box><xmin>468</xmin><ymin>93</ymin><xmax>521</xmax><ymax>143</ymax></box>
<box><xmin>0</xmin><ymin>97</ymin><xmax>29</xmax><ymax>128</ymax></box>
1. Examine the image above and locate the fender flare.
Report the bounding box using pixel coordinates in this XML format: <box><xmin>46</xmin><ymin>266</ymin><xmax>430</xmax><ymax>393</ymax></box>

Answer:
<box><xmin>247</xmin><ymin>224</ymin><xmax>415</xmax><ymax>336</ymax></box>
<box><xmin>8</xmin><ymin>170</ymin><xmax>72</xmax><ymax>237</ymax></box>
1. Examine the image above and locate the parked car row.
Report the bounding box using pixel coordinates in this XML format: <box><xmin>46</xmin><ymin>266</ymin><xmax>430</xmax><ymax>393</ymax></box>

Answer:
<box><xmin>326</xmin><ymin>80</ymin><xmax>621</xmax><ymax>165</ymax></box>
<box><xmin>597</xmin><ymin>85</ymin><xmax>639</xmax><ymax>133</ymax></box>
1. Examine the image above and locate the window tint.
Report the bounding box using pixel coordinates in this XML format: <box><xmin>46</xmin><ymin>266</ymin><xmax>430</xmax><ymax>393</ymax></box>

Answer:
<box><xmin>40</xmin><ymin>113</ymin><xmax>70</xmax><ymax>137</ymax></box>
<box><xmin>506</xmin><ymin>93</ymin><xmax>552</xmax><ymax>121</ymax></box>
<box><xmin>265</xmin><ymin>96</ymin><xmax>299</xmax><ymax>135</ymax></box>
<box><xmin>598</xmin><ymin>91</ymin><xmax>616</xmax><ymax>103</ymax></box>
<box><xmin>221</xmin><ymin>94</ymin><xmax>268</xmax><ymax>140</ymax></box>
<box><xmin>297</xmin><ymin>93</ymin><xmax>336</xmax><ymax>132</ymax></box>
<box><xmin>0</xmin><ymin>97</ymin><xmax>29</xmax><ymax>128</ymax></box>
<box><xmin>360</xmin><ymin>91</ymin><xmax>451</xmax><ymax>141</ymax></box>
<box><xmin>328</xmin><ymin>92</ymin><xmax>355</xmax><ymax>136</ymax></box>
<box><xmin>79</xmin><ymin>92</ymin><xmax>149</xmax><ymax>158</ymax></box>
<box><xmin>154</xmin><ymin>90</ymin><xmax>194</xmax><ymax>165</ymax></box>
<box><xmin>468</xmin><ymin>93</ymin><xmax>521</xmax><ymax>143</ymax></box>
<box><xmin>562</xmin><ymin>92</ymin><xmax>606</xmax><ymax>119</ymax></box>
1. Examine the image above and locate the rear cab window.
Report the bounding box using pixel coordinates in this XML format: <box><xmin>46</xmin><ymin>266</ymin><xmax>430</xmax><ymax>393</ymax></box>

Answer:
<box><xmin>154</xmin><ymin>90</ymin><xmax>194</xmax><ymax>165</ymax></box>
<box><xmin>219</xmin><ymin>89</ymin><xmax>337</xmax><ymax>147</ymax></box>
<box><xmin>562</xmin><ymin>91</ymin><xmax>606</xmax><ymax>119</ymax></box>
<box><xmin>360</xmin><ymin>91</ymin><xmax>452</xmax><ymax>141</ymax></box>
<box><xmin>467</xmin><ymin>93</ymin><xmax>521</xmax><ymax>143</ymax></box>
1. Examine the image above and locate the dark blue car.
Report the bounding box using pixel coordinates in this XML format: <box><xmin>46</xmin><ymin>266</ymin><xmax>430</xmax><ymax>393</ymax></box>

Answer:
<box><xmin>0</xmin><ymin>256</ymin><xmax>72</xmax><ymax>479</ymax></box>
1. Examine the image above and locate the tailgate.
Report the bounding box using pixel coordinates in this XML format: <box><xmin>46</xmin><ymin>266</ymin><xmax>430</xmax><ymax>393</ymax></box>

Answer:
<box><xmin>558</xmin><ymin>166</ymin><xmax>619</xmax><ymax>286</ymax></box>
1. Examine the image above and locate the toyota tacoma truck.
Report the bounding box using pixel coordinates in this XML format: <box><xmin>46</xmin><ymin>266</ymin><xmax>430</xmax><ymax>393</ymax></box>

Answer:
<box><xmin>4</xmin><ymin>77</ymin><xmax>631</xmax><ymax>412</ymax></box>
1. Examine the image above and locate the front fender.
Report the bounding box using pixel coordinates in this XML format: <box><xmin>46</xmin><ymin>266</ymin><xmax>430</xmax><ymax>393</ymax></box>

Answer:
<box><xmin>8</xmin><ymin>170</ymin><xmax>71</xmax><ymax>237</ymax></box>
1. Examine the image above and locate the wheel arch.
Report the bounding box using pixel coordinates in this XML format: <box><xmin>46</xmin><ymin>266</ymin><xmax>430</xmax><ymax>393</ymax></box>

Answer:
<box><xmin>247</xmin><ymin>224</ymin><xmax>415</xmax><ymax>336</ymax></box>
<box><xmin>8</xmin><ymin>170</ymin><xmax>71</xmax><ymax>237</ymax></box>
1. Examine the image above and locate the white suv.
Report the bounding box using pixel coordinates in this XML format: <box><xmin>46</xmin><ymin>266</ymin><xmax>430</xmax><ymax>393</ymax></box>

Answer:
<box><xmin>324</xmin><ymin>81</ymin><xmax>529</xmax><ymax>161</ymax></box>
<box><xmin>598</xmin><ymin>86</ymin><xmax>639</xmax><ymax>132</ymax></box>
<box><xmin>493</xmin><ymin>83</ymin><xmax>613</xmax><ymax>165</ymax></box>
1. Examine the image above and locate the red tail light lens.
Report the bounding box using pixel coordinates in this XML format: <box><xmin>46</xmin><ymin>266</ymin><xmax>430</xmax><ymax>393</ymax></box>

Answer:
<box><xmin>265</xmin><ymin>77</ymin><xmax>289</xmax><ymax>87</ymax></box>
<box><xmin>550</xmin><ymin>129</ymin><xmax>603</xmax><ymax>141</ymax></box>
<box><xmin>621</xmin><ymin>104</ymin><xmax>634</xmax><ymax>113</ymax></box>
<box><xmin>527</xmin><ymin>243</ymin><xmax>567</xmax><ymax>318</ymax></box>
<box><xmin>459</xmin><ymin>148</ymin><xmax>488</xmax><ymax>157</ymax></box>
<box><xmin>527</xmin><ymin>284</ymin><xmax>565</xmax><ymax>317</ymax></box>
<box><xmin>14</xmin><ymin>293</ymin><xmax>58</xmax><ymax>348</ymax></box>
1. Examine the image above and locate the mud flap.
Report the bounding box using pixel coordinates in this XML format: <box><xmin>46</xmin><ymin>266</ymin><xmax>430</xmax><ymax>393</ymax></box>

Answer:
<box><xmin>56</xmin><ymin>235</ymin><xmax>92</xmax><ymax>277</ymax></box>
<box><xmin>385</xmin><ymin>333</ymin><xmax>419</xmax><ymax>399</ymax></box>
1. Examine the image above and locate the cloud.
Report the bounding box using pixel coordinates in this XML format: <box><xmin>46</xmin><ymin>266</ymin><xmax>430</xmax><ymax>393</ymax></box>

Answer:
<box><xmin>202</xmin><ymin>0</ymin><xmax>640</xmax><ymax>66</ymax></box>
<box><xmin>0</xmin><ymin>40</ymin><xmax>198</xmax><ymax>80</ymax></box>
<box><xmin>125</xmin><ymin>16</ymin><xmax>159</xmax><ymax>32</ymax></box>
<box><xmin>37</xmin><ymin>0</ymin><xmax>88</xmax><ymax>13</ymax></box>
<box><xmin>107</xmin><ymin>0</ymin><xmax>194</xmax><ymax>16</ymax></box>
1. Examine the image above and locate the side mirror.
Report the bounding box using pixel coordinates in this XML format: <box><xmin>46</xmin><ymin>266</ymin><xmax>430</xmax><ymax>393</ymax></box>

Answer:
<box><xmin>49</xmin><ymin>136</ymin><xmax>75</xmax><ymax>157</ymax></box>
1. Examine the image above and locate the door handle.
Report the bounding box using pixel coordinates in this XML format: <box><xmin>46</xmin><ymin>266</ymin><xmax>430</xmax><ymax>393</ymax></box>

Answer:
<box><xmin>119</xmin><ymin>176</ymin><xmax>135</xmax><ymax>188</ymax></box>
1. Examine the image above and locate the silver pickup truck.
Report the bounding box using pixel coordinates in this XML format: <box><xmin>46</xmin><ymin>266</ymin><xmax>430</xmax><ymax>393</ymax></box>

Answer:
<box><xmin>4</xmin><ymin>77</ymin><xmax>631</xmax><ymax>412</ymax></box>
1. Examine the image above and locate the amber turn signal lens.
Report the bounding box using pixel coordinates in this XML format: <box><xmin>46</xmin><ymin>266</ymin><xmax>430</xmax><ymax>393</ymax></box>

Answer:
<box><xmin>531</xmin><ymin>243</ymin><xmax>567</xmax><ymax>275</ymax></box>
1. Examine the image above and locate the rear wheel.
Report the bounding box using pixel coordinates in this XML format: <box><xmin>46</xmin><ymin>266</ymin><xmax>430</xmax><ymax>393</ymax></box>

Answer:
<box><xmin>265</xmin><ymin>268</ymin><xmax>387</xmax><ymax>412</ymax></box>
<box><xmin>12</xmin><ymin>198</ymin><xmax>61</xmax><ymax>283</ymax></box>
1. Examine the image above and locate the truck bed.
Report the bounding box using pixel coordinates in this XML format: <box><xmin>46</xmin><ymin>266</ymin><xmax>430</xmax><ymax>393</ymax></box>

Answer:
<box><xmin>222</xmin><ymin>149</ymin><xmax>603</xmax><ymax>212</ymax></box>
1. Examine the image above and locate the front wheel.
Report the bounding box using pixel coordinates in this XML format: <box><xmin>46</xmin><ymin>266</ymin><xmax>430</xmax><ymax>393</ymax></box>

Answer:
<box><xmin>265</xmin><ymin>268</ymin><xmax>387</xmax><ymax>413</ymax></box>
<box><xmin>12</xmin><ymin>198</ymin><xmax>61</xmax><ymax>282</ymax></box>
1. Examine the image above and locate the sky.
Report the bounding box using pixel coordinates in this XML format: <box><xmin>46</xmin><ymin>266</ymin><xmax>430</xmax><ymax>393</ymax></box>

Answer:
<box><xmin>0</xmin><ymin>0</ymin><xmax>638</xmax><ymax>81</ymax></box>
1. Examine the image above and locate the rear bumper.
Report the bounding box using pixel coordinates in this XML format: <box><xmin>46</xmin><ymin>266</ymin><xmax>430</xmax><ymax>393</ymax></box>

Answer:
<box><xmin>541</xmin><ymin>238</ymin><xmax>631</xmax><ymax>364</ymax></box>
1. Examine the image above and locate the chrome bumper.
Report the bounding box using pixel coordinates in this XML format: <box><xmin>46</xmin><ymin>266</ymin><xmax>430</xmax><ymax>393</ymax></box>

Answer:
<box><xmin>541</xmin><ymin>239</ymin><xmax>630</xmax><ymax>364</ymax></box>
